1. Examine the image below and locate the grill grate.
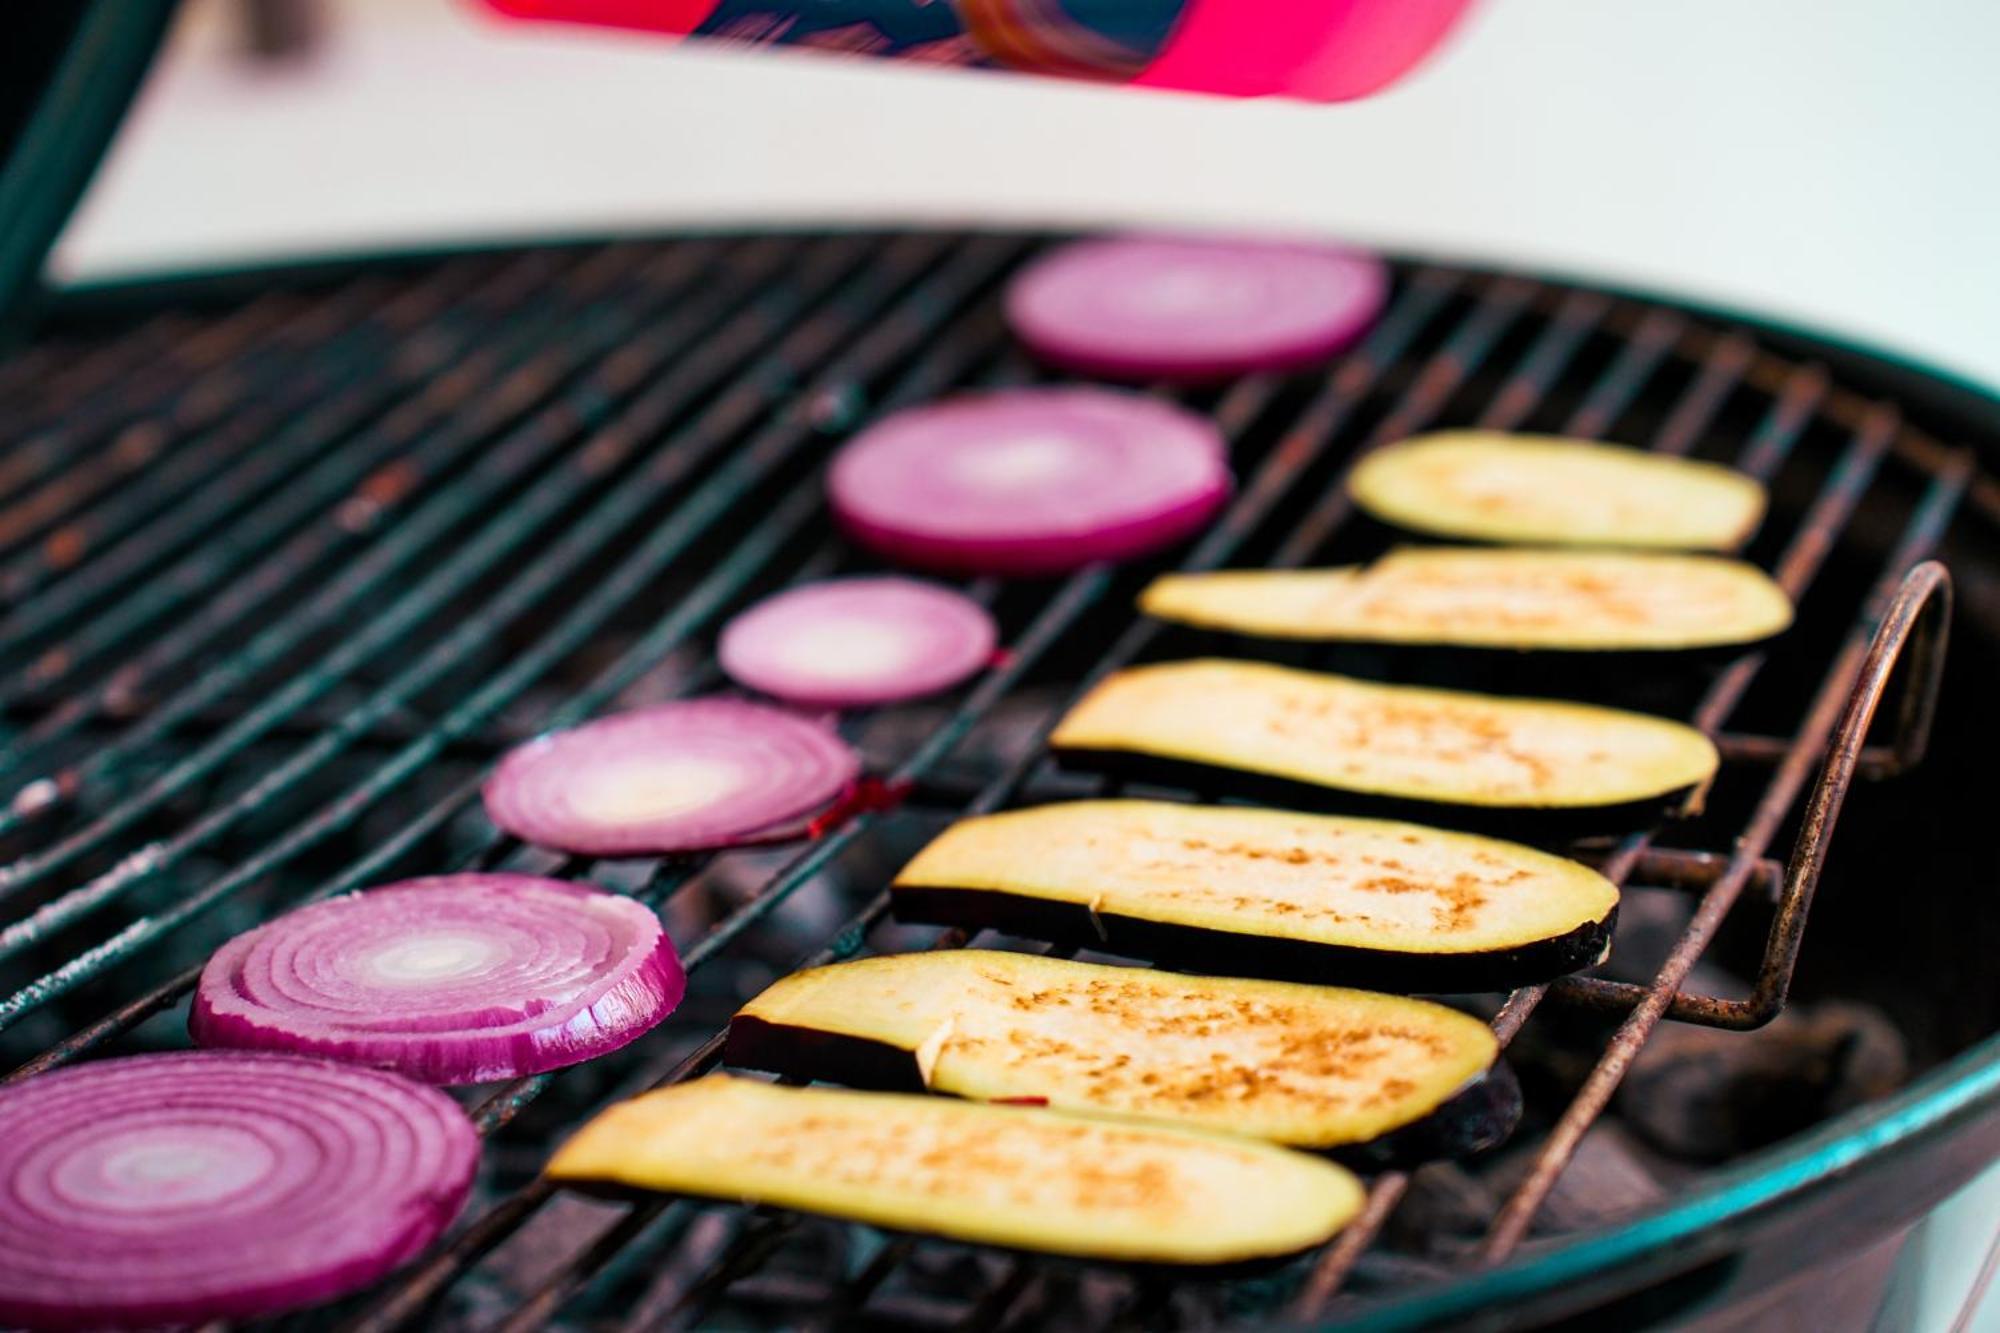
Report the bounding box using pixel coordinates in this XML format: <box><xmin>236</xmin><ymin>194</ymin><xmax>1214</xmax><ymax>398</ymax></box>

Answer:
<box><xmin>0</xmin><ymin>230</ymin><xmax>1986</xmax><ymax>1331</ymax></box>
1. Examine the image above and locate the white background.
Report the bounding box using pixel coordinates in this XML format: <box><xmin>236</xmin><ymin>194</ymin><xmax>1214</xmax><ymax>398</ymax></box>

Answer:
<box><xmin>48</xmin><ymin>1</ymin><xmax>2000</xmax><ymax>1324</ymax></box>
<box><xmin>57</xmin><ymin>0</ymin><xmax>2000</xmax><ymax>393</ymax></box>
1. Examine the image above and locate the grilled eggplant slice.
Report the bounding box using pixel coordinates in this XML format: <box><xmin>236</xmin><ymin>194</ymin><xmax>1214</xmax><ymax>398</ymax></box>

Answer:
<box><xmin>890</xmin><ymin>801</ymin><xmax>1618</xmax><ymax>992</ymax></box>
<box><xmin>1347</xmin><ymin>432</ymin><xmax>1767</xmax><ymax>550</ymax></box>
<box><xmin>546</xmin><ymin>1075</ymin><xmax>1364</xmax><ymax>1267</ymax></box>
<box><xmin>1139</xmin><ymin>548</ymin><xmax>1793</xmax><ymax>652</ymax></box>
<box><xmin>1049</xmin><ymin>659</ymin><xmax>1717</xmax><ymax>836</ymax></box>
<box><xmin>727</xmin><ymin>950</ymin><xmax>1520</xmax><ymax>1163</ymax></box>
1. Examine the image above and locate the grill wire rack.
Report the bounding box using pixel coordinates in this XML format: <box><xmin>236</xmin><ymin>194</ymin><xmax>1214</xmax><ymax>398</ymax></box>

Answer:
<box><xmin>0</xmin><ymin>230</ymin><xmax>1989</xmax><ymax>1330</ymax></box>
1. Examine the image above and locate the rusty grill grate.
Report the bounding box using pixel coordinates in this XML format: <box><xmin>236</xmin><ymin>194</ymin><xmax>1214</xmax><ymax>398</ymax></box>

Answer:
<box><xmin>0</xmin><ymin>230</ymin><xmax>1990</xmax><ymax>1331</ymax></box>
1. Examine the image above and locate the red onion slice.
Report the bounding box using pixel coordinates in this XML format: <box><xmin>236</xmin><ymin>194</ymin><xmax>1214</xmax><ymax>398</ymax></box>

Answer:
<box><xmin>718</xmin><ymin>577</ymin><xmax>998</xmax><ymax>709</ymax></box>
<box><xmin>827</xmin><ymin>387</ymin><xmax>1232</xmax><ymax>576</ymax></box>
<box><xmin>0</xmin><ymin>1051</ymin><xmax>476</xmax><ymax>1330</ymax></box>
<box><xmin>192</xmin><ymin>874</ymin><xmax>685</xmax><ymax>1084</ymax></box>
<box><xmin>483</xmin><ymin>698</ymin><xmax>861</xmax><ymax>856</ymax></box>
<box><xmin>1006</xmin><ymin>236</ymin><xmax>1390</xmax><ymax>381</ymax></box>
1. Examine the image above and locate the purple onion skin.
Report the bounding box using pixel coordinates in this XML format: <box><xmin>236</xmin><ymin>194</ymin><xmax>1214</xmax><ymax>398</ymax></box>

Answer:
<box><xmin>834</xmin><ymin>479</ymin><xmax>1231</xmax><ymax>577</ymax></box>
<box><xmin>190</xmin><ymin>938</ymin><xmax>685</xmax><ymax>1083</ymax></box>
<box><xmin>1006</xmin><ymin>236</ymin><xmax>1391</xmax><ymax>383</ymax></box>
<box><xmin>716</xmin><ymin>577</ymin><xmax>999</xmax><ymax>708</ymax></box>
<box><xmin>1016</xmin><ymin>316</ymin><xmax>1375</xmax><ymax>384</ymax></box>
<box><xmin>826</xmin><ymin>390</ymin><xmax>1233</xmax><ymax>578</ymax></box>
<box><xmin>0</xmin><ymin>1052</ymin><xmax>477</xmax><ymax>1330</ymax></box>
<box><xmin>482</xmin><ymin>699</ymin><xmax>861</xmax><ymax>857</ymax></box>
<box><xmin>190</xmin><ymin>875</ymin><xmax>688</xmax><ymax>1085</ymax></box>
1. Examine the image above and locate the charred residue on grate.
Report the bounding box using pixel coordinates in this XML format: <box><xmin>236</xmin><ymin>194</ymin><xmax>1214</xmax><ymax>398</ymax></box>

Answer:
<box><xmin>0</xmin><ymin>232</ymin><xmax>1989</xmax><ymax>1331</ymax></box>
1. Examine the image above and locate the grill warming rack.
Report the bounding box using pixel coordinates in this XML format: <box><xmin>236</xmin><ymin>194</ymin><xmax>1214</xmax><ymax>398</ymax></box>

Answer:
<box><xmin>0</xmin><ymin>231</ymin><xmax>1976</xmax><ymax>1330</ymax></box>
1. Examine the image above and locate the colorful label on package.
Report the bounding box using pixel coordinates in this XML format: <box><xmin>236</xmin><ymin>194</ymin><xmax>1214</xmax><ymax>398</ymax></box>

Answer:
<box><xmin>691</xmin><ymin>0</ymin><xmax>1193</xmax><ymax>79</ymax></box>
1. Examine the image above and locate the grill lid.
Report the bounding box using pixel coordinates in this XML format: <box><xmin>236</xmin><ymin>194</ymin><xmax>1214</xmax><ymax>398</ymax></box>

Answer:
<box><xmin>0</xmin><ymin>0</ymin><xmax>175</xmax><ymax>338</ymax></box>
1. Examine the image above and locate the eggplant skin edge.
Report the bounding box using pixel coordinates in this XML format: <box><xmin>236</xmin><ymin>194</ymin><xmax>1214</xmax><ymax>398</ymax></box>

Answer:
<box><xmin>1049</xmin><ymin>745</ymin><xmax>1699</xmax><ymax>841</ymax></box>
<box><xmin>724</xmin><ymin>1016</ymin><xmax>1523</xmax><ymax>1169</ymax></box>
<box><xmin>887</xmin><ymin>885</ymin><xmax>1617</xmax><ymax>995</ymax></box>
<box><xmin>1329</xmin><ymin>1060</ymin><xmax>1522</xmax><ymax>1170</ymax></box>
<box><xmin>1337</xmin><ymin>508</ymin><xmax>1760</xmax><ymax>557</ymax></box>
<box><xmin>559</xmin><ymin>1169</ymin><xmax>1337</xmax><ymax>1279</ymax></box>
<box><xmin>1149</xmin><ymin>623</ymin><xmax>1780</xmax><ymax>683</ymax></box>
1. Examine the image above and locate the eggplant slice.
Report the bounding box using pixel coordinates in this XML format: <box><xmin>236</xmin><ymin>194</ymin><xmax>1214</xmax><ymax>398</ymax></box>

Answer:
<box><xmin>1139</xmin><ymin>548</ymin><xmax>1793</xmax><ymax>652</ymax></box>
<box><xmin>728</xmin><ymin>950</ymin><xmax>1520</xmax><ymax>1162</ymax></box>
<box><xmin>1049</xmin><ymin>659</ymin><xmax>1717</xmax><ymax>836</ymax></box>
<box><xmin>547</xmin><ymin>1075</ymin><xmax>1364</xmax><ymax>1267</ymax></box>
<box><xmin>1347</xmin><ymin>432</ymin><xmax>1767</xmax><ymax>550</ymax></box>
<box><xmin>890</xmin><ymin>800</ymin><xmax>1619</xmax><ymax>992</ymax></box>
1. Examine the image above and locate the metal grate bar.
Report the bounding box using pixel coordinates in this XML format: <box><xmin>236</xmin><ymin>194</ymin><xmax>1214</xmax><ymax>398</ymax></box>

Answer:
<box><xmin>1289</xmin><ymin>316</ymin><xmax>1832</xmax><ymax>1317</ymax></box>
<box><xmin>454</xmin><ymin>439</ymin><xmax>1019</xmax><ymax>1132</ymax></box>
<box><xmin>0</xmin><ymin>241</ymin><xmax>788</xmax><ymax>834</ymax></box>
<box><xmin>0</xmin><ymin>267</ymin><xmax>482</xmax><ymax>575</ymax></box>
<box><xmin>0</xmin><ymin>243</ymin><xmax>733</xmax><ymax>778</ymax></box>
<box><xmin>0</xmin><ymin>285</ymin><xmax>345</xmax><ymax>467</ymax></box>
<box><xmin>0</xmin><ymin>235</ymin><xmax>1005</xmax><ymax>1013</ymax></box>
<box><xmin>1269</xmin><ymin>276</ymin><xmax>1541</xmax><ymax>567</ymax></box>
<box><xmin>335</xmin><ymin>269</ymin><xmax>1481</xmax><ymax>1333</ymax></box>
<box><xmin>354</xmin><ymin>510</ymin><xmax>1105</xmax><ymax>1329</ymax></box>
<box><xmin>0</xmin><ymin>273</ymin><xmax>509</xmax><ymax>668</ymax></box>
<box><xmin>0</xmin><ymin>266</ymin><xmax>437</xmax><ymax>432</ymax></box>
<box><xmin>0</xmin><ymin>236</ymin><xmax>1982</xmax><ymax>1333</ymax></box>
<box><xmin>1</xmin><ymin>235</ymin><xmax>1016</xmax><ymax>1063</ymax></box>
<box><xmin>1562</xmin><ymin>307</ymin><xmax>1684</xmax><ymax>439</ymax></box>
<box><xmin>0</xmin><ymin>238</ymin><xmax>843</xmax><ymax>841</ymax></box>
<box><xmin>1555</xmin><ymin>551</ymin><xmax>1952</xmax><ymax>1030</ymax></box>
<box><xmin>447</xmin><ymin>383</ymin><xmax>1042</xmax><ymax>1141</ymax></box>
<box><xmin>632</xmin><ymin>274</ymin><xmax>1596</xmax><ymax>1323</ymax></box>
<box><xmin>482</xmin><ymin>271</ymin><xmax>1611</xmax><ymax>1333</ymax></box>
<box><xmin>1650</xmin><ymin>331</ymin><xmax>1756</xmax><ymax>458</ymax></box>
<box><xmin>2</xmin><ymin>503</ymin><xmax>844</xmax><ymax>1083</ymax></box>
<box><xmin>0</xmin><ymin>260</ymin><xmax>512</xmax><ymax>481</ymax></box>
<box><xmin>1478</xmin><ymin>486</ymin><xmax>1966</xmax><ymax>1263</ymax></box>
<box><xmin>0</xmin><ymin>251</ymin><xmax>601</xmax><ymax>670</ymax></box>
<box><xmin>1295</xmin><ymin>380</ymin><xmax>1947</xmax><ymax>1311</ymax></box>
<box><xmin>1480</xmin><ymin>289</ymin><xmax>1613</xmax><ymax>431</ymax></box>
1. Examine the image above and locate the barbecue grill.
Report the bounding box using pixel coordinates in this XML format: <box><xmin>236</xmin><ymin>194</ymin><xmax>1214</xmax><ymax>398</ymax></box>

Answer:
<box><xmin>2</xmin><ymin>8</ymin><xmax>1998</xmax><ymax>1333</ymax></box>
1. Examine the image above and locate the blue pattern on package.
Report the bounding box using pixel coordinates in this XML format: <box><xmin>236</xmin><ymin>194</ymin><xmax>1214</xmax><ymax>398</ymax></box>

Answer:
<box><xmin>693</xmin><ymin>0</ymin><xmax>1189</xmax><ymax>75</ymax></box>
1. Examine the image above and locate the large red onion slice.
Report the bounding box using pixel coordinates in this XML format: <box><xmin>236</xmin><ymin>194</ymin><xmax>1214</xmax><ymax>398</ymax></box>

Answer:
<box><xmin>827</xmin><ymin>388</ymin><xmax>1231</xmax><ymax>576</ymax></box>
<box><xmin>192</xmin><ymin>874</ymin><xmax>685</xmax><ymax>1084</ymax></box>
<box><xmin>483</xmin><ymin>698</ymin><xmax>861</xmax><ymax>856</ymax></box>
<box><xmin>0</xmin><ymin>1051</ymin><xmax>476</xmax><ymax>1330</ymax></box>
<box><xmin>1006</xmin><ymin>235</ymin><xmax>1390</xmax><ymax>381</ymax></box>
<box><xmin>718</xmin><ymin>577</ymin><xmax>999</xmax><ymax>709</ymax></box>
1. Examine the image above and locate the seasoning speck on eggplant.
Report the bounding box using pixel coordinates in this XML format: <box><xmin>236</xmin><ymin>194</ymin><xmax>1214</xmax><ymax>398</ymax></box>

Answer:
<box><xmin>890</xmin><ymin>800</ymin><xmax>1619</xmax><ymax>991</ymax></box>
<box><xmin>728</xmin><ymin>950</ymin><xmax>1519</xmax><ymax>1162</ymax></box>
<box><xmin>1348</xmin><ymin>431</ymin><xmax>1767</xmax><ymax>550</ymax></box>
<box><xmin>1140</xmin><ymin>547</ymin><xmax>1793</xmax><ymax>652</ymax></box>
<box><xmin>546</xmin><ymin>1075</ymin><xmax>1364</xmax><ymax>1267</ymax></box>
<box><xmin>1049</xmin><ymin>660</ymin><xmax>1718</xmax><ymax>834</ymax></box>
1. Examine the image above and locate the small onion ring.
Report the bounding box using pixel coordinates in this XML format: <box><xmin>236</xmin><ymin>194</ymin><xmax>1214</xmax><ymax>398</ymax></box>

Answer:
<box><xmin>1006</xmin><ymin>235</ymin><xmax>1389</xmax><ymax>382</ymax></box>
<box><xmin>192</xmin><ymin>874</ymin><xmax>686</xmax><ymax>1084</ymax></box>
<box><xmin>827</xmin><ymin>387</ymin><xmax>1232</xmax><ymax>576</ymax></box>
<box><xmin>0</xmin><ymin>1051</ymin><xmax>477</xmax><ymax>1331</ymax></box>
<box><xmin>718</xmin><ymin>577</ymin><xmax>998</xmax><ymax>709</ymax></box>
<box><xmin>483</xmin><ymin>698</ymin><xmax>861</xmax><ymax>856</ymax></box>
